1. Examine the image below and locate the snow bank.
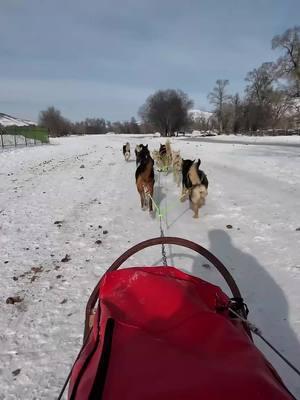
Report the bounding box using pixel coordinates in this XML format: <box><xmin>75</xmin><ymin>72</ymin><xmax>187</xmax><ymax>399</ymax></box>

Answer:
<box><xmin>208</xmin><ymin>134</ymin><xmax>300</xmax><ymax>144</ymax></box>
<box><xmin>0</xmin><ymin>113</ymin><xmax>37</xmax><ymax>127</ymax></box>
<box><xmin>191</xmin><ymin>130</ymin><xmax>201</xmax><ymax>137</ymax></box>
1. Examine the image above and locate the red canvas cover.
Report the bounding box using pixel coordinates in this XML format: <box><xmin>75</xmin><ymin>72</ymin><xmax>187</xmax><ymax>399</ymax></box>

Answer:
<box><xmin>68</xmin><ymin>267</ymin><xmax>293</xmax><ymax>399</ymax></box>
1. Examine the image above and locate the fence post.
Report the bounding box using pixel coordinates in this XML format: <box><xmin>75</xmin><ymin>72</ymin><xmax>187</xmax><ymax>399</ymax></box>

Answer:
<box><xmin>14</xmin><ymin>128</ymin><xmax>17</xmax><ymax>147</ymax></box>
<box><xmin>1</xmin><ymin>132</ymin><xmax>3</xmax><ymax>148</ymax></box>
<box><xmin>25</xmin><ymin>136</ymin><xmax>27</xmax><ymax>146</ymax></box>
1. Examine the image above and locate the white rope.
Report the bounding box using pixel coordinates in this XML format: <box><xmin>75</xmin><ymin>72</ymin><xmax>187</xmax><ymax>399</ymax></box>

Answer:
<box><xmin>229</xmin><ymin>307</ymin><xmax>300</xmax><ymax>377</ymax></box>
<box><xmin>157</xmin><ymin>171</ymin><xmax>168</xmax><ymax>267</ymax></box>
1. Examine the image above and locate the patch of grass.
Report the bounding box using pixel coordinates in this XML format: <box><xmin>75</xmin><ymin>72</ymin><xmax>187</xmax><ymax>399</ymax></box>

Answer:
<box><xmin>4</xmin><ymin>126</ymin><xmax>49</xmax><ymax>143</ymax></box>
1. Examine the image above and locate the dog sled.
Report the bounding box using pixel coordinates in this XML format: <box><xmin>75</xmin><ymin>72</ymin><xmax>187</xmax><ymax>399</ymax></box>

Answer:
<box><xmin>60</xmin><ymin>237</ymin><xmax>297</xmax><ymax>400</ymax></box>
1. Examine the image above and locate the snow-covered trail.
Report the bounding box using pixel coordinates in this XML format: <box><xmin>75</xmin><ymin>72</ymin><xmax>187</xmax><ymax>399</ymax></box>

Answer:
<box><xmin>0</xmin><ymin>135</ymin><xmax>300</xmax><ymax>398</ymax></box>
<box><xmin>0</xmin><ymin>136</ymin><xmax>162</xmax><ymax>399</ymax></box>
<box><xmin>162</xmin><ymin>140</ymin><xmax>300</xmax><ymax>397</ymax></box>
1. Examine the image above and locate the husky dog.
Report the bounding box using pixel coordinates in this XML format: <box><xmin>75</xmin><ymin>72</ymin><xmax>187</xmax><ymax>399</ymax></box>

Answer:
<box><xmin>152</xmin><ymin>141</ymin><xmax>172</xmax><ymax>172</ymax></box>
<box><xmin>135</xmin><ymin>153</ymin><xmax>155</xmax><ymax>212</ymax></box>
<box><xmin>181</xmin><ymin>159</ymin><xmax>194</xmax><ymax>199</ymax></box>
<box><xmin>122</xmin><ymin>142</ymin><xmax>130</xmax><ymax>161</ymax></box>
<box><xmin>151</xmin><ymin>149</ymin><xmax>162</xmax><ymax>170</ymax></box>
<box><xmin>181</xmin><ymin>159</ymin><xmax>208</xmax><ymax>218</ymax></box>
<box><xmin>135</xmin><ymin>144</ymin><xmax>149</xmax><ymax>167</ymax></box>
<box><xmin>165</xmin><ymin>139</ymin><xmax>172</xmax><ymax>165</ymax></box>
<box><xmin>172</xmin><ymin>150</ymin><xmax>182</xmax><ymax>186</ymax></box>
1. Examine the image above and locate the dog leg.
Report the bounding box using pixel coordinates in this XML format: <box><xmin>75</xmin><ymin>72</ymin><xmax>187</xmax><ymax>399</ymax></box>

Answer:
<box><xmin>149</xmin><ymin>188</ymin><xmax>153</xmax><ymax>212</ymax></box>
<box><xmin>192</xmin><ymin>204</ymin><xmax>199</xmax><ymax>219</ymax></box>
<box><xmin>140</xmin><ymin>192</ymin><xmax>145</xmax><ymax>209</ymax></box>
<box><xmin>144</xmin><ymin>195</ymin><xmax>148</xmax><ymax>210</ymax></box>
<box><xmin>181</xmin><ymin>186</ymin><xmax>188</xmax><ymax>202</ymax></box>
<box><xmin>149</xmin><ymin>196</ymin><xmax>153</xmax><ymax>212</ymax></box>
<box><xmin>175</xmin><ymin>170</ymin><xmax>180</xmax><ymax>187</ymax></box>
<box><xmin>177</xmin><ymin>174</ymin><xmax>181</xmax><ymax>187</ymax></box>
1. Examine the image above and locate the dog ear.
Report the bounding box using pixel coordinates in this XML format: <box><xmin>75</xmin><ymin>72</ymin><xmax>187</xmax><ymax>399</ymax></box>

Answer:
<box><xmin>196</xmin><ymin>159</ymin><xmax>201</xmax><ymax>167</ymax></box>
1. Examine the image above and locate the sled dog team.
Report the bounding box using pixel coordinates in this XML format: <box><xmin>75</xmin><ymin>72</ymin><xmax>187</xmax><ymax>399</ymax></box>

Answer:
<box><xmin>122</xmin><ymin>140</ymin><xmax>208</xmax><ymax>219</ymax></box>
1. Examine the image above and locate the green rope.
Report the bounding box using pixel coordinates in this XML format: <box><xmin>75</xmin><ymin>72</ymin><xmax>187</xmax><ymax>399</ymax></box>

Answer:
<box><xmin>148</xmin><ymin>192</ymin><xmax>186</xmax><ymax>219</ymax></box>
<box><xmin>148</xmin><ymin>193</ymin><xmax>165</xmax><ymax>219</ymax></box>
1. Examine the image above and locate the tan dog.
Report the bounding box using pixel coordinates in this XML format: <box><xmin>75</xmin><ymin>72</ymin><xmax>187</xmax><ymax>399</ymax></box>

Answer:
<box><xmin>152</xmin><ymin>147</ymin><xmax>168</xmax><ymax>172</ymax></box>
<box><xmin>187</xmin><ymin>162</ymin><xmax>208</xmax><ymax>219</ymax></box>
<box><xmin>165</xmin><ymin>139</ymin><xmax>172</xmax><ymax>166</ymax></box>
<box><xmin>151</xmin><ymin>150</ymin><xmax>162</xmax><ymax>170</ymax></box>
<box><xmin>172</xmin><ymin>150</ymin><xmax>182</xmax><ymax>186</ymax></box>
<box><xmin>152</xmin><ymin>141</ymin><xmax>172</xmax><ymax>172</ymax></box>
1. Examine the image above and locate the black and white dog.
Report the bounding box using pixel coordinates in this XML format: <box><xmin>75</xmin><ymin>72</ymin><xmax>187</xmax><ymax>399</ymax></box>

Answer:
<box><xmin>135</xmin><ymin>144</ymin><xmax>150</xmax><ymax>167</ymax></box>
<box><xmin>122</xmin><ymin>142</ymin><xmax>130</xmax><ymax>161</ymax></box>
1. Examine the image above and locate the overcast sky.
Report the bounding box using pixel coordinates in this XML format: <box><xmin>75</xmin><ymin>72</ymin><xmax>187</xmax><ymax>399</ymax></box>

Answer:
<box><xmin>0</xmin><ymin>0</ymin><xmax>299</xmax><ymax>122</ymax></box>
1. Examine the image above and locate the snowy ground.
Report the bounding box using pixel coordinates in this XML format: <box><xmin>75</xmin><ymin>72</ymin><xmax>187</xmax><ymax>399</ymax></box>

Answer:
<box><xmin>0</xmin><ymin>134</ymin><xmax>300</xmax><ymax>399</ymax></box>
<box><xmin>188</xmin><ymin>133</ymin><xmax>300</xmax><ymax>146</ymax></box>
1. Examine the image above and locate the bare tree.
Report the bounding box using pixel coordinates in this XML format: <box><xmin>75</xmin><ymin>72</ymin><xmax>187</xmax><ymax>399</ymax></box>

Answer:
<box><xmin>139</xmin><ymin>89</ymin><xmax>193</xmax><ymax>136</ymax></box>
<box><xmin>83</xmin><ymin>118</ymin><xmax>106</xmax><ymax>134</ymax></box>
<box><xmin>106</xmin><ymin>120</ymin><xmax>113</xmax><ymax>132</ymax></box>
<box><xmin>230</xmin><ymin>93</ymin><xmax>244</xmax><ymax>133</ymax></box>
<box><xmin>245</xmin><ymin>62</ymin><xmax>276</xmax><ymax>106</ymax></box>
<box><xmin>208</xmin><ymin>80</ymin><xmax>230</xmax><ymax>133</ymax></box>
<box><xmin>111</xmin><ymin>121</ymin><xmax>124</xmax><ymax>134</ymax></box>
<box><xmin>272</xmin><ymin>26</ymin><xmax>300</xmax><ymax>96</ymax></box>
<box><xmin>243</xmin><ymin>63</ymin><xmax>279</xmax><ymax>130</ymax></box>
<box><xmin>244</xmin><ymin>62</ymin><xmax>294</xmax><ymax>130</ymax></box>
<box><xmin>39</xmin><ymin>106</ymin><xmax>71</xmax><ymax>137</ymax></box>
<box><xmin>129</xmin><ymin>117</ymin><xmax>141</xmax><ymax>134</ymax></box>
<box><xmin>269</xmin><ymin>90</ymin><xmax>293</xmax><ymax>128</ymax></box>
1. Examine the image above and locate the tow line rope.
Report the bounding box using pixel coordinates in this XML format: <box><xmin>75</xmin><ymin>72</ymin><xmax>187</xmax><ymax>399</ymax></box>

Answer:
<box><xmin>229</xmin><ymin>307</ymin><xmax>300</xmax><ymax>377</ymax></box>
<box><xmin>146</xmin><ymin>170</ymin><xmax>167</xmax><ymax>267</ymax></box>
<box><xmin>147</xmin><ymin>166</ymin><xmax>188</xmax><ymax>267</ymax></box>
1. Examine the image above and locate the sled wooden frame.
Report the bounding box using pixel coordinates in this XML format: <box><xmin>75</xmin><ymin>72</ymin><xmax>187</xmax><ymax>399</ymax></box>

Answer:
<box><xmin>84</xmin><ymin>236</ymin><xmax>244</xmax><ymax>341</ymax></box>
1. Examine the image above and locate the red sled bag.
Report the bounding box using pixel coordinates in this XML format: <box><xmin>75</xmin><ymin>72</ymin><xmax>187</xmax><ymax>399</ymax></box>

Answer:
<box><xmin>66</xmin><ymin>238</ymin><xmax>295</xmax><ymax>400</ymax></box>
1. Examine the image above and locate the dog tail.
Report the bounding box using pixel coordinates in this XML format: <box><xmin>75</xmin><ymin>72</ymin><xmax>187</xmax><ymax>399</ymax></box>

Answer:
<box><xmin>191</xmin><ymin>185</ymin><xmax>208</xmax><ymax>206</ymax></box>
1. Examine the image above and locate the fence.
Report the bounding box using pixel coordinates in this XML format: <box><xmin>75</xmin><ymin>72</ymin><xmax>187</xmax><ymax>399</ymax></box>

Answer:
<box><xmin>0</xmin><ymin>126</ymin><xmax>49</xmax><ymax>149</ymax></box>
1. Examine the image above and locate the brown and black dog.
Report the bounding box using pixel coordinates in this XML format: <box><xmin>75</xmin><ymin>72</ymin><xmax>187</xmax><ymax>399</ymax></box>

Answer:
<box><xmin>135</xmin><ymin>153</ymin><xmax>155</xmax><ymax>212</ymax></box>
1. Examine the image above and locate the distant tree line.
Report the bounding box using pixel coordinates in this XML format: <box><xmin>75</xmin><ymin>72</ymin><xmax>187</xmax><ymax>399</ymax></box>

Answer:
<box><xmin>39</xmin><ymin>26</ymin><xmax>299</xmax><ymax>137</ymax></box>
<box><xmin>207</xmin><ymin>26</ymin><xmax>300</xmax><ymax>133</ymax></box>
<box><xmin>39</xmin><ymin>107</ymin><xmax>143</xmax><ymax>137</ymax></box>
<box><xmin>40</xmin><ymin>88</ymin><xmax>194</xmax><ymax>137</ymax></box>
